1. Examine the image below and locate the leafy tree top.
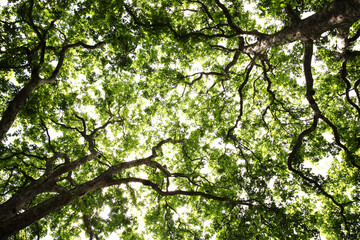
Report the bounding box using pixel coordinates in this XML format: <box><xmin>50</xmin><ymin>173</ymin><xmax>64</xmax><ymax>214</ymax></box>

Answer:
<box><xmin>1</xmin><ymin>0</ymin><xmax>360</xmax><ymax>239</ymax></box>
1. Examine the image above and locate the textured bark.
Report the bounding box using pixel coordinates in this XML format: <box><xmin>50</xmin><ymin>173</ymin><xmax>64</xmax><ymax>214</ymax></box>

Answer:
<box><xmin>0</xmin><ymin>169</ymin><xmax>236</xmax><ymax>238</ymax></box>
<box><xmin>0</xmin><ymin>175</ymin><xmax>110</xmax><ymax>239</ymax></box>
<box><xmin>0</xmin><ymin>181</ymin><xmax>56</xmax><ymax>223</ymax></box>
<box><xmin>0</xmin><ymin>139</ymin><xmax>226</xmax><ymax>239</ymax></box>
<box><xmin>244</xmin><ymin>0</ymin><xmax>360</xmax><ymax>53</ymax></box>
<box><xmin>0</xmin><ymin>152</ymin><xmax>99</xmax><ymax>223</ymax></box>
<box><xmin>0</xmin><ymin>76</ymin><xmax>41</xmax><ymax>142</ymax></box>
<box><xmin>0</xmin><ymin>142</ymin><xmax>159</xmax><ymax>238</ymax></box>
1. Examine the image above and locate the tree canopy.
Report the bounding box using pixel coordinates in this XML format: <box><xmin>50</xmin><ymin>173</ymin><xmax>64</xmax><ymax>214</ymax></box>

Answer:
<box><xmin>1</xmin><ymin>0</ymin><xmax>360</xmax><ymax>239</ymax></box>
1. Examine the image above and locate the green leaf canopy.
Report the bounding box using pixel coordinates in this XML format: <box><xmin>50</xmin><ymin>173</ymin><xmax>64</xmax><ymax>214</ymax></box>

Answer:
<box><xmin>1</xmin><ymin>0</ymin><xmax>360</xmax><ymax>239</ymax></box>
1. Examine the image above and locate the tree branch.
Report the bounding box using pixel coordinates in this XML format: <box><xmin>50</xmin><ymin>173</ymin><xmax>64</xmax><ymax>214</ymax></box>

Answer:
<box><xmin>0</xmin><ymin>39</ymin><xmax>106</xmax><ymax>142</ymax></box>
<box><xmin>227</xmin><ymin>60</ymin><xmax>255</xmax><ymax>136</ymax></box>
<box><xmin>341</xmin><ymin>60</ymin><xmax>360</xmax><ymax>118</ymax></box>
<box><xmin>244</xmin><ymin>0</ymin><xmax>360</xmax><ymax>54</ymax></box>
<box><xmin>214</xmin><ymin>0</ymin><xmax>242</xmax><ymax>33</ymax></box>
<box><xmin>286</xmin><ymin>40</ymin><xmax>353</xmax><ymax>234</ymax></box>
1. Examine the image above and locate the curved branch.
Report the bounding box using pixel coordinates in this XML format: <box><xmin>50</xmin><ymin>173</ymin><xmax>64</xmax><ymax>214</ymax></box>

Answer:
<box><xmin>40</xmin><ymin>41</ymin><xmax>106</xmax><ymax>84</ymax></box>
<box><xmin>227</xmin><ymin>60</ymin><xmax>255</xmax><ymax>136</ymax></box>
<box><xmin>355</xmin><ymin>78</ymin><xmax>360</xmax><ymax>104</ymax></box>
<box><xmin>0</xmin><ymin>172</ymin><xmax>251</xmax><ymax>239</ymax></box>
<box><xmin>341</xmin><ymin>60</ymin><xmax>360</xmax><ymax>118</ymax></box>
<box><xmin>287</xmin><ymin>40</ymin><xmax>352</xmax><ymax>233</ymax></box>
<box><xmin>244</xmin><ymin>0</ymin><xmax>360</xmax><ymax>54</ymax></box>
<box><xmin>224</xmin><ymin>39</ymin><xmax>243</xmax><ymax>73</ymax></box>
<box><xmin>189</xmin><ymin>0</ymin><xmax>215</xmax><ymax>22</ymax></box>
<box><xmin>108</xmin><ymin>177</ymin><xmax>254</xmax><ymax>207</ymax></box>
<box><xmin>348</xmin><ymin>27</ymin><xmax>360</xmax><ymax>43</ymax></box>
<box><xmin>304</xmin><ymin>42</ymin><xmax>360</xmax><ymax>170</ymax></box>
<box><xmin>214</xmin><ymin>0</ymin><xmax>242</xmax><ymax>33</ymax></box>
<box><xmin>0</xmin><ymin>40</ymin><xmax>106</xmax><ymax>142</ymax></box>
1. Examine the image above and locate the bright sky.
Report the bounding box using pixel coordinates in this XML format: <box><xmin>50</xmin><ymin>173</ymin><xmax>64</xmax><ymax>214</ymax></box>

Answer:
<box><xmin>0</xmin><ymin>0</ymin><xmax>7</xmax><ymax>8</ymax></box>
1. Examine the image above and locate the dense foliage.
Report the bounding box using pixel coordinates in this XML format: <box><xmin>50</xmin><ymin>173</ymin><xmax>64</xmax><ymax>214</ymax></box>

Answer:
<box><xmin>1</xmin><ymin>0</ymin><xmax>360</xmax><ymax>239</ymax></box>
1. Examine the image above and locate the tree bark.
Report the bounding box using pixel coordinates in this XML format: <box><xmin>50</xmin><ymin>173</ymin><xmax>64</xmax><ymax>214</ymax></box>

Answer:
<box><xmin>0</xmin><ymin>175</ymin><xmax>111</xmax><ymax>239</ymax></box>
<box><xmin>0</xmin><ymin>152</ymin><xmax>99</xmax><ymax>223</ymax></box>
<box><xmin>0</xmin><ymin>76</ymin><xmax>41</xmax><ymax>142</ymax></box>
<box><xmin>0</xmin><ymin>152</ymin><xmax>152</xmax><ymax>238</ymax></box>
<box><xmin>0</xmin><ymin>41</ymin><xmax>105</xmax><ymax>142</ymax></box>
<box><xmin>244</xmin><ymin>0</ymin><xmax>360</xmax><ymax>53</ymax></box>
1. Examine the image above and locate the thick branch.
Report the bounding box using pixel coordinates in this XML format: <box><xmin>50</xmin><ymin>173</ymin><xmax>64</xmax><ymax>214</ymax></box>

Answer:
<box><xmin>0</xmin><ymin>41</ymin><xmax>106</xmax><ymax>142</ymax></box>
<box><xmin>0</xmin><ymin>151</ymin><xmax>98</xmax><ymax>223</ymax></box>
<box><xmin>0</xmin><ymin>138</ymin><xmax>179</xmax><ymax>230</ymax></box>
<box><xmin>0</xmin><ymin>74</ymin><xmax>41</xmax><ymax>142</ymax></box>
<box><xmin>304</xmin><ymin>42</ymin><xmax>360</xmax><ymax>170</ymax></box>
<box><xmin>244</xmin><ymin>0</ymin><xmax>360</xmax><ymax>53</ymax></box>
<box><xmin>285</xmin><ymin>4</ymin><xmax>301</xmax><ymax>26</ymax></box>
<box><xmin>287</xmin><ymin>40</ymin><xmax>352</xmax><ymax>233</ymax></box>
<box><xmin>0</xmin><ymin>172</ymin><xmax>251</xmax><ymax>239</ymax></box>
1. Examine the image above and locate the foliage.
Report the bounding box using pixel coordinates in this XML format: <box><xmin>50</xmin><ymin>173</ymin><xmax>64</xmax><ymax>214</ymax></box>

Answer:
<box><xmin>1</xmin><ymin>0</ymin><xmax>360</xmax><ymax>239</ymax></box>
